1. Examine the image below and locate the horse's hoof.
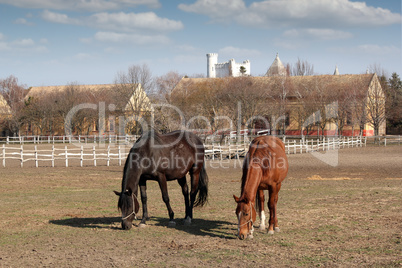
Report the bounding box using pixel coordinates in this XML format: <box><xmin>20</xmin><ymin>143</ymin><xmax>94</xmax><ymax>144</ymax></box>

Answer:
<box><xmin>138</xmin><ymin>223</ymin><xmax>147</xmax><ymax>228</ymax></box>
<box><xmin>168</xmin><ymin>221</ymin><xmax>176</xmax><ymax>227</ymax></box>
<box><xmin>275</xmin><ymin>227</ymin><xmax>280</xmax><ymax>232</ymax></box>
<box><xmin>259</xmin><ymin>225</ymin><xmax>266</xmax><ymax>231</ymax></box>
<box><xmin>184</xmin><ymin>217</ymin><xmax>192</xmax><ymax>226</ymax></box>
<box><xmin>268</xmin><ymin>230</ymin><xmax>275</xmax><ymax>235</ymax></box>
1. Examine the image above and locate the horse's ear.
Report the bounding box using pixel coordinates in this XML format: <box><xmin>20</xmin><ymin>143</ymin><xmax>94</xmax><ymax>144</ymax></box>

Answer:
<box><xmin>233</xmin><ymin>195</ymin><xmax>240</xmax><ymax>203</ymax></box>
<box><xmin>113</xmin><ymin>191</ymin><xmax>121</xmax><ymax>196</ymax></box>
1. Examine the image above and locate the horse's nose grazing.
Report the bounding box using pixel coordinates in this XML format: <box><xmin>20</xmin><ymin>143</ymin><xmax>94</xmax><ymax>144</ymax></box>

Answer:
<box><xmin>239</xmin><ymin>234</ymin><xmax>245</xmax><ymax>240</ymax></box>
<box><xmin>122</xmin><ymin>222</ymin><xmax>132</xmax><ymax>230</ymax></box>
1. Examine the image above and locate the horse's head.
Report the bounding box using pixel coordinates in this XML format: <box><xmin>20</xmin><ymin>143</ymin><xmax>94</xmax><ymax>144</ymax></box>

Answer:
<box><xmin>233</xmin><ymin>195</ymin><xmax>256</xmax><ymax>240</ymax></box>
<box><xmin>113</xmin><ymin>190</ymin><xmax>139</xmax><ymax>230</ymax></box>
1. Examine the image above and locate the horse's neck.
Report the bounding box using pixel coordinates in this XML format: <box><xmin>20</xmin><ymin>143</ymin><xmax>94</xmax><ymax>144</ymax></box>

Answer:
<box><xmin>241</xmin><ymin>164</ymin><xmax>261</xmax><ymax>202</ymax></box>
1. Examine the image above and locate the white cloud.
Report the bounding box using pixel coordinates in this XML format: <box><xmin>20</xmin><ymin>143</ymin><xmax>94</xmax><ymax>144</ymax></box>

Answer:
<box><xmin>89</xmin><ymin>12</ymin><xmax>183</xmax><ymax>32</ymax></box>
<box><xmin>14</xmin><ymin>18</ymin><xmax>33</xmax><ymax>25</ymax></box>
<box><xmin>283</xmin><ymin>29</ymin><xmax>353</xmax><ymax>40</ymax></box>
<box><xmin>42</xmin><ymin>10</ymin><xmax>80</xmax><ymax>24</ymax></box>
<box><xmin>94</xmin><ymin>31</ymin><xmax>170</xmax><ymax>45</ymax></box>
<box><xmin>179</xmin><ymin>0</ymin><xmax>245</xmax><ymax>22</ymax></box>
<box><xmin>0</xmin><ymin>35</ymin><xmax>48</xmax><ymax>52</ymax></box>
<box><xmin>12</xmin><ymin>38</ymin><xmax>35</xmax><ymax>47</ymax></box>
<box><xmin>179</xmin><ymin>0</ymin><xmax>401</xmax><ymax>28</ymax></box>
<box><xmin>0</xmin><ymin>0</ymin><xmax>161</xmax><ymax>11</ymax></box>
<box><xmin>40</xmin><ymin>10</ymin><xmax>183</xmax><ymax>33</ymax></box>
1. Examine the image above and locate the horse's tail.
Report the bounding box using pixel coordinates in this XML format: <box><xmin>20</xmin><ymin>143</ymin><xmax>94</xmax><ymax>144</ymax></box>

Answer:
<box><xmin>194</xmin><ymin>163</ymin><xmax>208</xmax><ymax>207</ymax></box>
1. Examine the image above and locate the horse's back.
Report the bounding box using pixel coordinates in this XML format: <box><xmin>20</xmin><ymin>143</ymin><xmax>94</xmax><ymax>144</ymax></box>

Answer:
<box><xmin>248</xmin><ymin>135</ymin><xmax>288</xmax><ymax>184</ymax></box>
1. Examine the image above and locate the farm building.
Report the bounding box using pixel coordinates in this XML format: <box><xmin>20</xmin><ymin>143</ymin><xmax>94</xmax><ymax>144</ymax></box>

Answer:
<box><xmin>23</xmin><ymin>83</ymin><xmax>151</xmax><ymax>136</ymax></box>
<box><xmin>172</xmin><ymin>72</ymin><xmax>386</xmax><ymax>137</ymax></box>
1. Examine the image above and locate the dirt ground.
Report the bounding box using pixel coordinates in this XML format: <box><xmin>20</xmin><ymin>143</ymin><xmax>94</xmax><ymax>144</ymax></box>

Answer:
<box><xmin>0</xmin><ymin>145</ymin><xmax>401</xmax><ymax>267</ymax></box>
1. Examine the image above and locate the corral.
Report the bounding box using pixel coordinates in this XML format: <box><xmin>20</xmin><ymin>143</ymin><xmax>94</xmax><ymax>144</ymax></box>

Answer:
<box><xmin>0</xmin><ymin>146</ymin><xmax>401</xmax><ymax>267</ymax></box>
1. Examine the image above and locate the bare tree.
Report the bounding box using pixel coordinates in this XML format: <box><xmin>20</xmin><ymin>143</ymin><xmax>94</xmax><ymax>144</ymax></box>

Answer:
<box><xmin>366</xmin><ymin>75</ymin><xmax>386</xmax><ymax>137</ymax></box>
<box><xmin>113</xmin><ymin>64</ymin><xmax>153</xmax><ymax>135</ymax></box>
<box><xmin>288</xmin><ymin>58</ymin><xmax>315</xmax><ymax>76</ymax></box>
<box><xmin>0</xmin><ymin>75</ymin><xmax>27</xmax><ymax>135</ymax></box>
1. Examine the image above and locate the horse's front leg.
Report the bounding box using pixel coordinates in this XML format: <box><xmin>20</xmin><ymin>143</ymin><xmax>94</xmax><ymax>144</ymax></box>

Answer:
<box><xmin>177</xmin><ymin>176</ymin><xmax>191</xmax><ymax>225</ymax></box>
<box><xmin>139</xmin><ymin>179</ymin><xmax>149</xmax><ymax>227</ymax></box>
<box><xmin>158</xmin><ymin>175</ymin><xmax>175</xmax><ymax>227</ymax></box>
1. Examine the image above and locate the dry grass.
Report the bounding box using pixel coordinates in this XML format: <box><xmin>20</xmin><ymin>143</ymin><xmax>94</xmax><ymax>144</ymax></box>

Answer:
<box><xmin>0</xmin><ymin>146</ymin><xmax>401</xmax><ymax>267</ymax></box>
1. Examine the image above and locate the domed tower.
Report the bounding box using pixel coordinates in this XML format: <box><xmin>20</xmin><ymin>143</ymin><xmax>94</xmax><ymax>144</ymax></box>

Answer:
<box><xmin>206</xmin><ymin>53</ymin><xmax>218</xmax><ymax>78</ymax></box>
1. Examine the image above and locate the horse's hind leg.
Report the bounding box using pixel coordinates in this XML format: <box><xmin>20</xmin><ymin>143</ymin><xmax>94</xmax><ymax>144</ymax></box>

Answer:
<box><xmin>267</xmin><ymin>184</ymin><xmax>278</xmax><ymax>234</ymax></box>
<box><xmin>267</xmin><ymin>183</ymin><xmax>281</xmax><ymax>234</ymax></box>
<box><xmin>189</xmin><ymin>169</ymin><xmax>200</xmax><ymax>219</ymax></box>
<box><xmin>157</xmin><ymin>175</ymin><xmax>175</xmax><ymax>227</ymax></box>
<box><xmin>274</xmin><ymin>182</ymin><xmax>282</xmax><ymax>232</ymax></box>
<box><xmin>258</xmin><ymin>189</ymin><xmax>266</xmax><ymax>231</ymax></box>
<box><xmin>177</xmin><ymin>176</ymin><xmax>191</xmax><ymax>225</ymax></box>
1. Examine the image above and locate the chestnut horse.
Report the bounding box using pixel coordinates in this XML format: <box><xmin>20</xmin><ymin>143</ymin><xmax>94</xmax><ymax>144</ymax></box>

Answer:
<box><xmin>233</xmin><ymin>136</ymin><xmax>288</xmax><ymax>239</ymax></box>
<box><xmin>114</xmin><ymin>130</ymin><xmax>208</xmax><ymax>230</ymax></box>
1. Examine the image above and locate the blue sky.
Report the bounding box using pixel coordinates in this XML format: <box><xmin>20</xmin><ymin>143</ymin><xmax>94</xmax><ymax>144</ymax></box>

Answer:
<box><xmin>0</xmin><ymin>0</ymin><xmax>401</xmax><ymax>87</ymax></box>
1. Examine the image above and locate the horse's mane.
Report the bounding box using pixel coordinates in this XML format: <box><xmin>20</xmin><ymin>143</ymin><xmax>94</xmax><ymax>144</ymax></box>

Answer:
<box><xmin>118</xmin><ymin>130</ymin><xmax>163</xmax><ymax>209</ymax></box>
<box><xmin>134</xmin><ymin>130</ymin><xmax>164</xmax><ymax>147</ymax></box>
<box><xmin>240</xmin><ymin>139</ymin><xmax>261</xmax><ymax>193</ymax></box>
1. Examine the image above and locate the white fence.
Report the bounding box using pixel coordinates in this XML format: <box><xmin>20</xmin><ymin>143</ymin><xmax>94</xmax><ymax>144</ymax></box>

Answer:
<box><xmin>205</xmin><ymin>136</ymin><xmax>364</xmax><ymax>160</ymax></box>
<box><xmin>0</xmin><ymin>135</ymin><xmax>139</xmax><ymax>145</ymax></box>
<box><xmin>1</xmin><ymin>135</ymin><xmax>400</xmax><ymax>168</ymax></box>
<box><xmin>0</xmin><ymin>144</ymin><xmax>129</xmax><ymax>168</ymax></box>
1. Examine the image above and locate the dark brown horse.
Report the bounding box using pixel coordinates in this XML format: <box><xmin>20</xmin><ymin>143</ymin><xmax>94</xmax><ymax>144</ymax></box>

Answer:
<box><xmin>233</xmin><ymin>136</ymin><xmax>288</xmax><ymax>239</ymax></box>
<box><xmin>114</xmin><ymin>130</ymin><xmax>208</xmax><ymax>230</ymax></box>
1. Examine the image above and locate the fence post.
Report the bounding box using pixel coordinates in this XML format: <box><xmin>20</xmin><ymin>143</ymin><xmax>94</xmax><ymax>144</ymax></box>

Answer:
<box><xmin>52</xmin><ymin>145</ymin><xmax>55</xmax><ymax>167</ymax></box>
<box><xmin>35</xmin><ymin>145</ymin><xmax>38</xmax><ymax>168</ymax></box>
<box><xmin>65</xmin><ymin>146</ymin><xmax>68</xmax><ymax>167</ymax></box>
<box><xmin>299</xmin><ymin>139</ymin><xmax>302</xmax><ymax>154</ymax></box>
<box><xmin>118</xmin><ymin>146</ymin><xmax>122</xmax><ymax>166</ymax></box>
<box><xmin>93</xmin><ymin>145</ymin><xmax>97</xmax><ymax>167</ymax></box>
<box><xmin>80</xmin><ymin>146</ymin><xmax>83</xmax><ymax>167</ymax></box>
<box><xmin>2</xmin><ymin>144</ymin><xmax>5</xmax><ymax>167</ymax></box>
<box><xmin>384</xmin><ymin>137</ymin><xmax>387</xmax><ymax>147</ymax></box>
<box><xmin>107</xmin><ymin>145</ymin><xmax>110</xmax><ymax>166</ymax></box>
<box><xmin>20</xmin><ymin>145</ymin><xmax>23</xmax><ymax>168</ymax></box>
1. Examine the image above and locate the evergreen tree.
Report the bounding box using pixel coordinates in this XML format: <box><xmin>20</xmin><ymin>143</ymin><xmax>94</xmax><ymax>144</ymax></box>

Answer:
<box><xmin>386</xmin><ymin>73</ymin><xmax>402</xmax><ymax>134</ymax></box>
